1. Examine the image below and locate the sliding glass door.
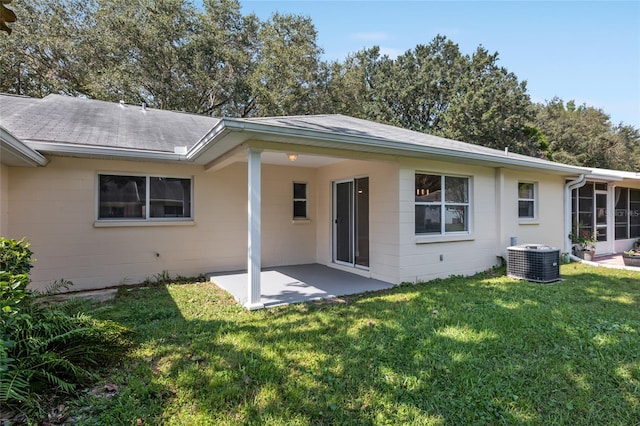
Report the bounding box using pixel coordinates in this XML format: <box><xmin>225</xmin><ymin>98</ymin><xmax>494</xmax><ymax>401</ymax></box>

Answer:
<box><xmin>333</xmin><ymin>177</ymin><xmax>369</xmax><ymax>268</ymax></box>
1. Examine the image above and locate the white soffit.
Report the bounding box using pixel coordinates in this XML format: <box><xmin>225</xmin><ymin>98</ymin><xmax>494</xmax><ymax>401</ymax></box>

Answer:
<box><xmin>258</xmin><ymin>151</ymin><xmax>345</xmax><ymax>167</ymax></box>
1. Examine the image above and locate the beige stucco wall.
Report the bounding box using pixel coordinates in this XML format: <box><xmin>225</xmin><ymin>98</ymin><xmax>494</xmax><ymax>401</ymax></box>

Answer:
<box><xmin>315</xmin><ymin>158</ymin><xmax>401</xmax><ymax>284</ymax></box>
<box><xmin>499</xmin><ymin>169</ymin><xmax>567</xmax><ymax>253</ymax></box>
<box><xmin>0</xmin><ymin>163</ymin><xmax>8</xmax><ymax>236</ymax></box>
<box><xmin>396</xmin><ymin>161</ymin><xmax>570</xmax><ymax>284</ymax></box>
<box><xmin>7</xmin><ymin>156</ymin><xmax>317</xmax><ymax>290</ymax></box>
<box><xmin>7</xmin><ymin>150</ymin><xmax>578</xmax><ymax>292</ymax></box>
<box><xmin>398</xmin><ymin>159</ymin><xmax>501</xmax><ymax>283</ymax></box>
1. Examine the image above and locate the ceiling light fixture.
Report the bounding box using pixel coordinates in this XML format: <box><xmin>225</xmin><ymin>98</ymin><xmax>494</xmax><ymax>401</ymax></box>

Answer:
<box><xmin>287</xmin><ymin>153</ymin><xmax>298</xmax><ymax>162</ymax></box>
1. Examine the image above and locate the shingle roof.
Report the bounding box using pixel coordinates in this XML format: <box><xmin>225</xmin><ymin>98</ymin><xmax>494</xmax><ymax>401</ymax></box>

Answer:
<box><xmin>0</xmin><ymin>94</ymin><xmax>591</xmax><ymax>175</ymax></box>
<box><xmin>0</xmin><ymin>94</ymin><xmax>219</xmax><ymax>152</ymax></box>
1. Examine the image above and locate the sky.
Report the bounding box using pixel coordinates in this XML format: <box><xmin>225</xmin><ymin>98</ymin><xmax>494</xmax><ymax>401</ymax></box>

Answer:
<box><xmin>240</xmin><ymin>1</ymin><xmax>640</xmax><ymax>129</ymax></box>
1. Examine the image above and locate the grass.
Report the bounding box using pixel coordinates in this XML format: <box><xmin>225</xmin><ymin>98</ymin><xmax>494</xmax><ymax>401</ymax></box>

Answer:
<box><xmin>65</xmin><ymin>264</ymin><xmax>639</xmax><ymax>425</ymax></box>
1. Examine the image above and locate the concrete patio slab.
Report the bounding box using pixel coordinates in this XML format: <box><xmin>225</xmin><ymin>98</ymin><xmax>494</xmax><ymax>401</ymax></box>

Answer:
<box><xmin>208</xmin><ymin>264</ymin><xmax>394</xmax><ymax>308</ymax></box>
<box><xmin>593</xmin><ymin>254</ymin><xmax>640</xmax><ymax>271</ymax></box>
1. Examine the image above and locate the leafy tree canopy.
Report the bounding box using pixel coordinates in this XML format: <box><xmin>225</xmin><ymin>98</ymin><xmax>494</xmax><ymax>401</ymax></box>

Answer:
<box><xmin>0</xmin><ymin>1</ymin><xmax>636</xmax><ymax>170</ymax></box>
<box><xmin>533</xmin><ymin>98</ymin><xmax>640</xmax><ymax>170</ymax></box>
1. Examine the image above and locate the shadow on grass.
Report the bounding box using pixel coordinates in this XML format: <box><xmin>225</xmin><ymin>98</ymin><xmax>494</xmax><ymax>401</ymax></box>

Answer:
<box><xmin>84</xmin><ymin>265</ymin><xmax>640</xmax><ymax>424</ymax></box>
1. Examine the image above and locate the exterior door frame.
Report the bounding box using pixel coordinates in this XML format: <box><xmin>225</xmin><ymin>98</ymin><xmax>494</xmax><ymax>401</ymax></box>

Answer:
<box><xmin>332</xmin><ymin>177</ymin><xmax>369</xmax><ymax>270</ymax></box>
<box><xmin>594</xmin><ymin>184</ymin><xmax>609</xmax><ymax>254</ymax></box>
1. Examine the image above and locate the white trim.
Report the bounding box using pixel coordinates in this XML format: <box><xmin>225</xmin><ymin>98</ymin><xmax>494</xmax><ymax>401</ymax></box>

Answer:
<box><xmin>0</xmin><ymin>127</ymin><xmax>48</xmax><ymax>166</ymax></box>
<box><xmin>415</xmin><ymin>172</ymin><xmax>472</xmax><ymax>237</ymax></box>
<box><xmin>95</xmin><ymin>173</ymin><xmax>194</xmax><ymax>222</ymax></box>
<box><xmin>211</xmin><ymin>118</ymin><xmax>590</xmax><ymax>175</ymax></box>
<box><xmin>292</xmin><ymin>219</ymin><xmax>312</xmax><ymax>224</ymax></box>
<box><xmin>326</xmin><ymin>261</ymin><xmax>372</xmax><ymax>278</ymax></box>
<box><xmin>517</xmin><ymin>181</ymin><xmax>537</xmax><ymax>221</ymax></box>
<box><xmin>415</xmin><ymin>234</ymin><xmax>475</xmax><ymax>244</ymax></box>
<box><xmin>564</xmin><ymin>174</ymin><xmax>587</xmax><ymax>253</ymax></box>
<box><xmin>17</xmin><ymin>118</ymin><xmax>593</xmax><ymax>177</ymax></box>
<box><xmin>94</xmin><ymin>220</ymin><xmax>195</xmax><ymax>228</ymax></box>
<box><xmin>27</xmin><ymin>141</ymin><xmax>185</xmax><ymax>162</ymax></box>
<box><xmin>292</xmin><ymin>181</ymin><xmax>308</xmax><ymax>219</ymax></box>
<box><xmin>332</xmin><ymin>177</ymin><xmax>370</xmax><ymax>270</ymax></box>
<box><xmin>246</xmin><ymin>147</ymin><xmax>264</xmax><ymax>310</ymax></box>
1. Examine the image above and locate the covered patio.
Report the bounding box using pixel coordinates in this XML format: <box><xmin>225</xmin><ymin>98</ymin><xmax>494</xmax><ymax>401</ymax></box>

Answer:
<box><xmin>208</xmin><ymin>264</ymin><xmax>394</xmax><ymax>308</ymax></box>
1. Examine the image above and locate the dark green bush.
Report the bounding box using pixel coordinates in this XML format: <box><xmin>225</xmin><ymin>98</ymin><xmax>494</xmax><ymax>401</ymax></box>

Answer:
<box><xmin>0</xmin><ymin>238</ymin><xmax>132</xmax><ymax>418</ymax></box>
<box><xmin>0</xmin><ymin>237</ymin><xmax>34</xmax><ymax>274</ymax></box>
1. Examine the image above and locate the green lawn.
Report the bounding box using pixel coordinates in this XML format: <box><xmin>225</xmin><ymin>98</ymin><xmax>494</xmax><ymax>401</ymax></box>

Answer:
<box><xmin>74</xmin><ymin>264</ymin><xmax>639</xmax><ymax>425</ymax></box>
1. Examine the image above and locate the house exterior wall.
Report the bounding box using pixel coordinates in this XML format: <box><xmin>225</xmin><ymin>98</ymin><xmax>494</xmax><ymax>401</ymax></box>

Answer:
<box><xmin>397</xmin><ymin>160</ymin><xmax>568</xmax><ymax>284</ymax></box>
<box><xmin>398</xmin><ymin>159</ymin><xmax>500</xmax><ymax>283</ymax></box>
<box><xmin>7</xmin><ymin>151</ymin><xmax>579</xmax><ymax>293</ymax></box>
<box><xmin>499</xmin><ymin>169</ymin><xmax>567</xmax><ymax>252</ymax></box>
<box><xmin>0</xmin><ymin>163</ymin><xmax>8</xmax><ymax>236</ymax></box>
<box><xmin>315</xmin><ymin>159</ymin><xmax>401</xmax><ymax>284</ymax></box>
<box><xmin>7</xmin><ymin>156</ymin><xmax>317</xmax><ymax>291</ymax></box>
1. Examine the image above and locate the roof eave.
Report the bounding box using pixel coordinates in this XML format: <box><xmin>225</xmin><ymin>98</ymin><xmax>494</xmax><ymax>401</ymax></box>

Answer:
<box><xmin>586</xmin><ymin>169</ymin><xmax>640</xmax><ymax>182</ymax></box>
<box><xmin>193</xmin><ymin>118</ymin><xmax>590</xmax><ymax>175</ymax></box>
<box><xmin>0</xmin><ymin>127</ymin><xmax>48</xmax><ymax>167</ymax></box>
<box><xmin>26</xmin><ymin>141</ymin><xmax>185</xmax><ymax>162</ymax></box>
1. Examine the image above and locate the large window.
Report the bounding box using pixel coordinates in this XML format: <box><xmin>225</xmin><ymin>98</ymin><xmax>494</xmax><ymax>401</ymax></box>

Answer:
<box><xmin>518</xmin><ymin>182</ymin><xmax>536</xmax><ymax>219</ymax></box>
<box><xmin>293</xmin><ymin>182</ymin><xmax>308</xmax><ymax>219</ymax></box>
<box><xmin>415</xmin><ymin>173</ymin><xmax>469</xmax><ymax>235</ymax></box>
<box><xmin>615</xmin><ymin>187</ymin><xmax>640</xmax><ymax>239</ymax></box>
<box><xmin>98</xmin><ymin>174</ymin><xmax>192</xmax><ymax>220</ymax></box>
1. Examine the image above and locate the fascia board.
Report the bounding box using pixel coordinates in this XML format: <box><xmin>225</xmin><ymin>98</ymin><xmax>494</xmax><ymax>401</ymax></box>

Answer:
<box><xmin>587</xmin><ymin>170</ymin><xmax>640</xmax><ymax>182</ymax></box>
<box><xmin>186</xmin><ymin>124</ymin><xmax>252</xmax><ymax>165</ymax></box>
<box><xmin>586</xmin><ymin>173</ymin><xmax>624</xmax><ymax>182</ymax></box>
<box><xmin>25</xmin><ymin>141</ymin><xmax>185</xmax><ymax>162</ymax></box>
<box><xmin>204</xmin><ymin>119</ymin><xmax>590</xmax><ymax>175</ymax></box>
<box><xmin>0</xmin><ymin>127</ymin><xmax>48</xmax><ymax>166</ymax></box>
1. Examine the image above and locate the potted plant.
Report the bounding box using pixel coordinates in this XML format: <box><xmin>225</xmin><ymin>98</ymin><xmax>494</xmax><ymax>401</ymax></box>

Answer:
<box><xmin>569</xmin><ymin>228</ymin><xmax>597</xmax><ymax>261</ymax></box>
<box><xmin>622</xmin><ymin>247</ymin><xmax>640</xmax><ymax>267</ymax></box>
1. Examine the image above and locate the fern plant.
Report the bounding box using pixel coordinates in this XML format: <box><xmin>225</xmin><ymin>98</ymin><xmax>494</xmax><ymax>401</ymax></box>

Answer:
<box><xmin>0</xmin><ymin>239</ymin><xmax>132</xmax><ymax>418</ymax></box>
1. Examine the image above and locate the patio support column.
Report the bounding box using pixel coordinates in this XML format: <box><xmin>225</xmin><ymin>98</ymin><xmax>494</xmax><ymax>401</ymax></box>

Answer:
<box><xmin>246</xmin><ymin>147</ymin><xmax>264</xmax><ymax>310</ymax></box>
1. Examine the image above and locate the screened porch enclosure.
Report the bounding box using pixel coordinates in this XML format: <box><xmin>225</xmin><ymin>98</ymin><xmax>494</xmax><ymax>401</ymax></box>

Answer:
<box><xmin>571</xmin><ymin>181</ymin><xmax>640</xmax><ymax>255</ymax></box>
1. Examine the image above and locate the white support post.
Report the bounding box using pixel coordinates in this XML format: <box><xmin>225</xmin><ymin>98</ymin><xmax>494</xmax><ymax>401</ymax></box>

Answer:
<box><xmin>246</xmin><ymin>147</ymin><xmax>264</xmax><ymax>310</ymax></box>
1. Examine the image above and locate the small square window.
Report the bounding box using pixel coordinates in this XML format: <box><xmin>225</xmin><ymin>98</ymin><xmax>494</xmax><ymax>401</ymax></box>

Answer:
<box><xmin>293</xmin><ymin>183</ymin><xmax>307</xmax><ymax>219</ymax></box>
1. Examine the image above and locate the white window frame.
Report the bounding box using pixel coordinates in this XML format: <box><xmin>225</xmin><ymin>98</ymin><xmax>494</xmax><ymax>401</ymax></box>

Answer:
<box><xmin>293</xmin><ymin>182</ymin><xmax>308</xmax><ymax>220</ymax></box>
<box><xmin>96</xmin><ymin>172</ymin><xmax>193</xmax><ymax>223</ymax></box>
<box><xmin>415</xmin><ymin>173</ymin><xmax>471</xmax><ymax>236</ymax></box>
<box><xmin>614</xmin><ymin>187</ymin><xmax>640</xmax><ymax>240</ymax></box>
<box><xmin>518</xmin><ymin>181</ymin><xmax>537</xmax><ymax>221</ymax></box>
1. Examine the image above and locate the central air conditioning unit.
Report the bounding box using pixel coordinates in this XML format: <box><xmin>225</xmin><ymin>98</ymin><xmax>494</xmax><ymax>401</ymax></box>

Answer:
<box><xmin>507</xmin><ymin>244</ymin><xmax>561</xmax><ymax>283</ymax></box>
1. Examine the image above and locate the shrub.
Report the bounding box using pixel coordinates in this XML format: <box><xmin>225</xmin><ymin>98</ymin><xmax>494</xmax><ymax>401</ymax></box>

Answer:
<box><xmin>0</xmin><ymin>238</ymin><xmax>132</xmax><ymax>418</ymax></box>
<box><xmin>0</xmin><ymin>237</ymin><xmax>33</xmax><ymax>274</ymax></box>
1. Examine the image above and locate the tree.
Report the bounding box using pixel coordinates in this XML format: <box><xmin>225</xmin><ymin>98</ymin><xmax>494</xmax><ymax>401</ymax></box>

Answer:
<box><xmin>320</xmin><ymin>47</ymin><xmax>385</xmax><ymax>119</ymax></box>
<box><xmin>442</xmin><ymin>46</ymin><xmax>535</xmax><ymax>155</ymax></box>
<box><xmin>83</xmin><ymin>0</ymin><xmax>260</xmax><ymax>116</ymax></box>
<box><xmin>248</xmin><ymin>13</ymin><xmax>324</xmax><ymax>116</ymax></box>
<box><xmin>0</xmin><ymin>0</ymin><xmax>92</xmax><ymax>97</ymax></box>
<box><xmin>327</xmin><ymin>36</ymin><xmax>536</xmax><ymax>156</ymax></box>
<box><xmin>533</xmin><ymin>98</ymin><xmax>640</xmax><ymax>170</ymax></box>
<box><xmin>371</xmin><ymin>37</ymin><xmax>465</xmax><ymax>134</ymax></box>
